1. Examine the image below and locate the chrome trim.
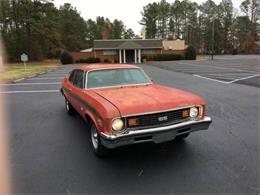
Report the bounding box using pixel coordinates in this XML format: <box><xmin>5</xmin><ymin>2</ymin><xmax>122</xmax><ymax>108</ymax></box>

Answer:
<box><xmin>100</xmin><ymin>116</ymin><xmax>212</xmax><ymax>140</ymax></box>
<box><xmin>198</xmin><ymin>105</ymin><xmax>203</xmax><ymax>118</ymax></box>
<box><xmin>88</xmin><ymin>83</ymin><xmax>152</xmax><ymax>90</ymax></box>
<box><xmin>85</xmin><ymin>71</ymin><xmax>88</xmax><ymax>90</ymax></box>
<box><xmin>84</xmin><ymin>67</ymin><xmax>152</xmax><ymax>89</ymax></box>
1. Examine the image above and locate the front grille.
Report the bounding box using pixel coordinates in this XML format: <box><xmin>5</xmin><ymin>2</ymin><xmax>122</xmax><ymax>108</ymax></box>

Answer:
<box><xmin>126</xmin><ymin>108</ymin><xmax>191</xmax><ymax>129</ymax></box>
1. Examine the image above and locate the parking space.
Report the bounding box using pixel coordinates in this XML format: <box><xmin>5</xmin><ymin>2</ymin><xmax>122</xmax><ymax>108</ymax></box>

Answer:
<box><xmin>4</xmin><ymin>62</ymin><xmax>260</xmax><ymax>194</ymax></box>
<box><xmin>0</xmin><ymin>65</ymin><xmax>74</xmax><ymax>94</ymax></box>
<box><xmin>148</xmin><ymin>55</ymin><xmax>260</xmax><ymax>87</ymax></box>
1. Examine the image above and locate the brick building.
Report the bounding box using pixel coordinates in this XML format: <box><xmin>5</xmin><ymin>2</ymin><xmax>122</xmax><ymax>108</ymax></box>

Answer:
<box><xmin>71</xmin><ymin>39</ymin><xmax>186</xmax><ymax>63</ymax></box>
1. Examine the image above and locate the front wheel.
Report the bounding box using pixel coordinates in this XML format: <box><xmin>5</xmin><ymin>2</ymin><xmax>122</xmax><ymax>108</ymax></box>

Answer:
<box><xmin>65</xmin><ymin>99</ymin><xmax>75</xmax><ymax>115</ymax></box>
<box><xmin>90</xmin><ymin>122</ymin><xmax>109</xmax><ymax>157</ymax></box>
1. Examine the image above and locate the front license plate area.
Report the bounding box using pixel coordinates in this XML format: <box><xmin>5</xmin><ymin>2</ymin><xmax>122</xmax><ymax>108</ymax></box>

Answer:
<box><xmin>153</xmin><ymin>130</ymin><xmax>177</xmax><ymax>143</ymax></box>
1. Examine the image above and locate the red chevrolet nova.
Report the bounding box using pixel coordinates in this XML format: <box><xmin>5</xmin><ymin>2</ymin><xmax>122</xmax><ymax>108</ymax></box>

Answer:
<box><xmin>61</xmin><ymin>64</ymin><xmax>211</xmax><ymax>156</ymax></box>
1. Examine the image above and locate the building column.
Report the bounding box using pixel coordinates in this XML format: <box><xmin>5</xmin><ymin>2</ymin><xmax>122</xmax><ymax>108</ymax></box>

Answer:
<box><xmin>123</xmin><ymin>49</ymin><xmax>126</xmax><ymax>64</ymax></box>
<box><xmin>119</xmin><ymin>49</ymin><xmax>122</xmax><ymax>64</ymax></box>
<box><xmin>134</xmin><ymin>49</ymin><xmax>137</xmax><ymax>64</ymax></box>
<box><xmin>138</xmin><ymin>49</ymin><xmax>141</xmax><ymax>63</ymax></box>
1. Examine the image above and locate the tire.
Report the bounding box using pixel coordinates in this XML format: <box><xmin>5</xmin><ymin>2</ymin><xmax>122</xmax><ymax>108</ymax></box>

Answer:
<box><xmin>175</xmin><ymin>133</ymin><xmax>190</xmax><ymax>141</ymax></box>
<box><xmin>90</xmin><ymin>122</ymin><xmax>109</xmax><ymax>157</ymax></box>
<box><xmin>65</xmin><ymin>99</ymin><xmax>75</xmax><ymax>115</ymax></box>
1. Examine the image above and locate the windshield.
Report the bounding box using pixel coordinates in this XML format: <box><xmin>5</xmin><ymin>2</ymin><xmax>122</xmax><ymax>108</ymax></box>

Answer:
<box><xmin>87</xmin><ymin>68</ymin><xmax>151</xmax><ymax>89</ymax></box>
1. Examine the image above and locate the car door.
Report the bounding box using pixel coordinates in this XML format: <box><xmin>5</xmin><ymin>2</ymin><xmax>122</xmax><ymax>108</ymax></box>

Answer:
<box><xmin>71</xmin><ymin>70</ymin><xmax>85</xmax><ymax>117</ymax></box>
<box><xmin>65</xmin><ymin>70</ymin><xmax>76</xmax><ymax>104</ymax></box>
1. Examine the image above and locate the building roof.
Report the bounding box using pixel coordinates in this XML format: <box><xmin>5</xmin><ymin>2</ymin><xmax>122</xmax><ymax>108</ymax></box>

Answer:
<box><xmin>80</xmin><ymin>48</ymin><xmax>93</xmax><ymax>52</ymax></box>
<box><xmin>94</xmin><ymin>39</ymin><xmax>162</xmax><ymax>50</ymax></box>
<box><xmin>78</xmin><ymin>64</ymin><xmax>139</xmax><ymax>71</ymax></box>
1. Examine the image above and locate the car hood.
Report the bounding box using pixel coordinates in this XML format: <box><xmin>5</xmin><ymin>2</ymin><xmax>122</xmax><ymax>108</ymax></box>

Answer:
<box><xmin>93</xmin><ymin>84</ymin><xmax>204</xmax><ymax>116</ymax></box>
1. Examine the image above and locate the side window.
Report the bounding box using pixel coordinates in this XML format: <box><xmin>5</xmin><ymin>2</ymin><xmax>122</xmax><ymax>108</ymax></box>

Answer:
<box><xmin>69</xmin><ymin>71</ymin><xmax>75</xmax><ymax>83</ymax></box>
<box><xmin>73</xmin><ymin>70</ymin><xmax>84</xmax><ymax>89</ymax></box>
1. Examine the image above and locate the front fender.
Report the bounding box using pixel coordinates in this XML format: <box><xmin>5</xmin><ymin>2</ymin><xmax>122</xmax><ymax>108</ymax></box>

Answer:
<box><xmin>84</xmin><ymin>110</ymin><xmax>100</xmax><ymax>130</ymax></box>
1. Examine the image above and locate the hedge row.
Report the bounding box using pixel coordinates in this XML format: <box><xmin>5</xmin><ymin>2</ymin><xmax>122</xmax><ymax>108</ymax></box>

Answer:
<box><xmin>142</xmin><ymin>46</ymin><xmax>197</xmax><ymax>62</ymax></box>
<box><xmin>142</xmin><ymin>54</ymin><xmax>183</xmax><ymax>61</ymax></box>
<box><xmin>75</xmin><ymin>57</ymin><xmax>100</xmax><ymax>63</ymax></box>
<box><xmin>156</xmin><ymin>53</ymin><xmax>183</xmax><ymax>61</ymax></box>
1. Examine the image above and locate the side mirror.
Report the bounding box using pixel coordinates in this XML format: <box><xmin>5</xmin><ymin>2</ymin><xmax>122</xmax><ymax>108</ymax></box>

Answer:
<box><xmin>149</xmin><ymin>77</ymin><xmax>154</xmax><ymax>82</ymax></box>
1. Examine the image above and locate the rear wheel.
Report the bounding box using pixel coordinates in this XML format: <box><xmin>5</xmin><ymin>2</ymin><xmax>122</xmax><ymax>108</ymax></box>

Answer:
<box><xmin>90</xmin><ymin>122</ymin><xmax>109</xmax><ymax>157</ymax></box>
<box><xmin>175</xmin><ymin>133</ymin><xmax>190</xmax><ymax>140</ymax></box>
<box><xmin>65</xmin><ymin>99</ymin><xmax>75</xmax><ymax>115</ymax></box>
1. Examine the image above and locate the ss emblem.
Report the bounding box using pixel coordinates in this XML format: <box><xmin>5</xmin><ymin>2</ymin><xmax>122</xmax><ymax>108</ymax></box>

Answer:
<box><xmin>158</xmin><ymin>116</ymin><xmax>168</xmax><ymax>122</ymax></box>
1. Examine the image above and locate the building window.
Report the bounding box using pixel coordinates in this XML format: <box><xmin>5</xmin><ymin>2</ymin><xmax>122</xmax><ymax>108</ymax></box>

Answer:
<box><xmin>103</xmin><ymin>50</ymin><xmax>117</xmax><ymax>55</ymax></box>
<box><xmin>142</xmin><ymin>49</ymin><xmax>155</xmax><ymax>55</ymax></box>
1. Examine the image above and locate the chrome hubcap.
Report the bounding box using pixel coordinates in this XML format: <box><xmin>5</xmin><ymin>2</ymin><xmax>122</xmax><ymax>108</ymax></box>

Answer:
<box><xmin>91</xmin><ymin>125</ymin><xmax>99</xmax><ymax>150</ymax></box>
<box><xmin>65</xmin><ymin>101</ymin><xmax>69</xmax><ymax>111</ymax></box>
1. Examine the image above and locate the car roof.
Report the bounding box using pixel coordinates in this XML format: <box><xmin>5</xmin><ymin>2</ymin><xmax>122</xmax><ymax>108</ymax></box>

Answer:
<box><xmin>76</xmin><ymin>64</ymin><xmax>140</xmax><ymax>71</ymax></box>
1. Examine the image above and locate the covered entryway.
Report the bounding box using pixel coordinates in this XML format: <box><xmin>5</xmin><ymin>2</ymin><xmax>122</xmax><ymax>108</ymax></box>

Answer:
<box><xmin>118</xmin><ymin>41</ymin><xmax>142</xmax><ymax>64</ymax></box>
<box><xmin>119</xmin><ymin>49</ymin><xmax>141</xmax><ymax>64</ymax></box>
<box><xmin>125</xmin><ymin>50</ymin><xmax>135</xmax><ymax>63</ymax></box>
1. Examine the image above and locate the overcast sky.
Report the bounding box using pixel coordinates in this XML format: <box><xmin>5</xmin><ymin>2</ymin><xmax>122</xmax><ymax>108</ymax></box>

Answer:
<box><xmin>53</xmin><ymin>0</ymin><xmax>242</xmax><ymax>35</ymax></box>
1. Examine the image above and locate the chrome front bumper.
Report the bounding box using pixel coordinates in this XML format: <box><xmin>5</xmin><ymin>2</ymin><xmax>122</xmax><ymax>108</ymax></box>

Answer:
<box><xmin>99</xmin><ymin>116</ymin><xmax>212</xmax><ymax>149</ymax></box>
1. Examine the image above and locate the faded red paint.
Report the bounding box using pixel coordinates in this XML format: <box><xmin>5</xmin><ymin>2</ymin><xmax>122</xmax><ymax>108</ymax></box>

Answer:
<box><xmin>94</xmin><ymin>84</ymin><xmax>204</xmax><ymax>116</ymax></box>
<box><xmin>61</xmin><ymin>64</ymin><xmax>206</xmax><ymax>135</ymax></box>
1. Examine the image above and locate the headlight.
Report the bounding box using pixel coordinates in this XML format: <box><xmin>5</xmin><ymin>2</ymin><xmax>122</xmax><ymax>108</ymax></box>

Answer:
<box><xmin>190</xmin><ymin>107</ymin><xmax>199</xmax><ymax>118</ymax></box>
<box><xmin>112</xmin><ymin>118</ymin><xmax>124</xmax><ymax>131</ymax></box>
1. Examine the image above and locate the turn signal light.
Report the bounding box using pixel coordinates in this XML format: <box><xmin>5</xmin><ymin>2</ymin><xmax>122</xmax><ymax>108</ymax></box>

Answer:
<box><xmin>128</xmin><ymin>118</ymin><xmax>138</xmax><ymax>126</ymax></box>
<box><xmin>182</xmin><ymin>110</ymin><xmax>189</xmax><ymax>117</ymax></box>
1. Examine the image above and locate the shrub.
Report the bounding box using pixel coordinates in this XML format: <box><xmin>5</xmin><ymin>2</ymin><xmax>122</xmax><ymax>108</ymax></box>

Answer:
<box><xmin>141</xmin><ymin>55</ymin><xmax>148</xmax><ymax>62</ymax></box>
<box><xmin>185</xmin><ymin>46</ymin><xmax>196</xmax><ymax>60</ymax></box>
<box><xmin>232</xmin><ymin>48</ymin><xmax>238</xmax><ymax>55</ymax></box>
<box><xmin>60</xmin><ymin>51</ymin><xmax>73</xmax><ymax>65</ymax></box>
<box><xmin>154</xmin><ymin>53</ymin><xmax>183</xmax><ymax>61</ymax></box>
<box><xmin>104</xmin><ymin>59</ymin><xmax>110</xmax><ymax>63</ymax></box>
<box><xmin>47</xmin><ymin>51</ymin><xmax>54</xmax><ymax>59</ymax></box>
<box><xmin>75</xmin><ymin>57</ymin><xmax>100</xmax><ymax>64</ymax></box>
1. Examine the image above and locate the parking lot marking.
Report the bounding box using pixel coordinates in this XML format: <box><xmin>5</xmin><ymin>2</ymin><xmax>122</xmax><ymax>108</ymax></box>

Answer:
<box><xmin>0</xmin><ymin>82</ymin><xmax>60</xmax><ymax>86</ymax></box>
<box><xmin>194</xmin><ymin>73</ymin><xmax>260</xmax><ymax>84</ymax></box>
<box><xmin>193</xmin><ymin>74</ymin><xmax>230</xmax><ymax>84</ymax></box>
<box><xmin>228</xmin><ymin>74</ymin><xmax>260</xmax><ymax>83</ymax></box>
<box><xmin>27</xmin><ymin>77</ymin><xmax>64</xmax><ymax>80</ymax></box>
<box><xmin>175</xmin><ymin>61</ymin><xmax>259</xmax><ymax>73</ymax></box>
<box><xmin>0</xmin><ymin>90</ymin><xmax>60</xmax><ymax>94</ymax></box>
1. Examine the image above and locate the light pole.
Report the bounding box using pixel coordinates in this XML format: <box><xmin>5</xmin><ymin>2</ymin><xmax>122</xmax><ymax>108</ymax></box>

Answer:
<box><xmin>211</xmin><ymin>17</ymin><xmax>215</xmax><ymax>60</ymax></box>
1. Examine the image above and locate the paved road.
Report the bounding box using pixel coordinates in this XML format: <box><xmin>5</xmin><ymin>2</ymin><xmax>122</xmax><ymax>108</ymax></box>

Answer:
<box><xmin>2</xmin><ymin>61</ymin><xmax>260</xmax><ymax>194</ymax></box>
<box><xmin>148</xmin><ymin>55</ymin><xmax>260</xmax><ymax>87</ymax></box>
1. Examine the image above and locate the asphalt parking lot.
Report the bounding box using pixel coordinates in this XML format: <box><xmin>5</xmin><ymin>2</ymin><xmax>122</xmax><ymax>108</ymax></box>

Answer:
<box><xmin>2</xmin><ymin>56</ymin><xmax>260</xmax><ymax>194</ymax></box>
<box><xmin>148</xmin><ymin>55</ymin><xmax>260</xmax><ymax>87</ymax></box>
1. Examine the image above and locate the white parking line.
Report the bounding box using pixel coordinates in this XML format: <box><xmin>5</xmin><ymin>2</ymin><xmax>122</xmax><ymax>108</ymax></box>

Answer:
<box><xmin>228</xmin><ymin>74</ymin><xmax>260</xmax><ymax>83</ymax></box>
<box><xmin>175</xmin><ymin>61</ymin><xmax>259</xmax><ymax>73</ymax></box>
<box><xmin>0</xmin><ymin>82</ymin><xmax>60</xmax><ymax>86</ymax></box>
<box><xmin>193</xmin><ymin>74</ymin><xmax>230</xmax><ymax>84</ymax></box>
<box><xmin>193</xmin><ymin>73</ymin><xmax>260</xmax><ymax>84</ymax></box>
<box><xmin>27</xmin><ymin>77</ymin><xmax>63</xmax><ymax>80</ymax></box>
<box><xmin>0</xmin><ymin>90</ymin><xmax>60</xmax><ymax>94</ymax></box>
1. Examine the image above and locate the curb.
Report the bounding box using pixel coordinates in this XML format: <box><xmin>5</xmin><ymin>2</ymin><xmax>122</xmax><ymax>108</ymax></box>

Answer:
<box><xmin>10</xmin><ymin>66</ymin><xmax>64</xmax><ymax>84</ymax></box>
